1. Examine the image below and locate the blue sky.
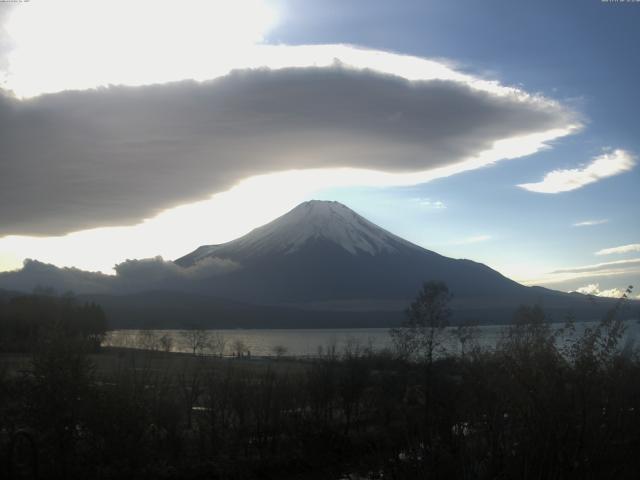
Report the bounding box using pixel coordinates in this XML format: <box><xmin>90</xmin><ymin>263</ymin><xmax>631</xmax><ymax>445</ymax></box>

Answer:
<box><xmin>0</xmin><ymin>0</ymin><xmax>637</xmax><ymax>297</ymax></box>
<box><xmin>267</xmin><ymin>0</ymin><xmax>640</xmax><ymax>294</ymax></box>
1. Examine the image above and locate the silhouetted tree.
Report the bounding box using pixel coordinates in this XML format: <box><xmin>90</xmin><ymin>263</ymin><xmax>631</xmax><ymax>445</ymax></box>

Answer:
<box><xmin>180</xmin><ymin>328</ymin><xmax>211</xmax><ymax>356</ymax></box>
<box><xmin>0</xmin><ymin>292</ymin><xmax>106</xmax><ymax>353</ymax></box>
<box><xmin>271</xmin><ymin>344</ymin><xmax>288</xmax><ymax>359</ymax></box>
<box><xmin>390</xmin><ymin>281</ymin><xmax>452</xmax><ymax>363</ymax></box>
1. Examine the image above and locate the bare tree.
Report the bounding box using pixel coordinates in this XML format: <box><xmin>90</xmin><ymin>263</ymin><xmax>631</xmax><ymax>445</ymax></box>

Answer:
<box><xmin>271</xmin><ymin>344</ymin><xmax>288</xmax><ymax>359</ymax></box>
<box><xmin>207</xmin><ymin>332</ymin><xmax>227</xmax><ymax>357</ymax></box>
<box><xmin>342</xmin><ymin>336</ymin><xmax>363</xmax><ymax>359</ymax></box>
<box><xmin>137</xmin><ymin>329</ymin><xmax>159</xmax><ymax>351</ymax></box>
<box><xmin>454</xmin><ymin>320</ymin><xmax>480</xmax><ymax>357</ymax></box>
<box><xmin>159</xmin><ymin>333</ymin><xmax>173</xmax><ymax>353</ymax></box>
<box><xmin>180</xmin><ymin>329</ymin><xmax>211</xmax><ymax>356</ymax></box>
<box><xmin>390</xmin><ymin>281</ymin><xmax>452</xmax><ymax>363</ymax></box>
<box><xmin>231</xmin><ymin>338</ymin><xmax>247</xmax><ymax>358</ymax></box>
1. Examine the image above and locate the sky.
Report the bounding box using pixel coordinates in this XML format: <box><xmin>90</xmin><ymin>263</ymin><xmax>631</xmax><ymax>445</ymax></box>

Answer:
<box><xmin>0</xmin><ymin>0</ymin><xmax>638</xmax><ymax>298</ymax></box>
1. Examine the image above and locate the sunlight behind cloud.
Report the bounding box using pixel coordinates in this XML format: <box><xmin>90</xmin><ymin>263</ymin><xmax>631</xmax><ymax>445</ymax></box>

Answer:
<box><xmin>0</xmin><ymin>172</ymin><xmax>321</xmax><ymax>273</ymax></box>
<box><xmin>0</xmin><ymin>118</ymin><xmax>576</xmax><ymax>274</ymax></box>
<box><xmin>0</xmin><ymin>0</ymin><xmax>583</xmax><ymax>276</ymax></box>
<box><xmin>0</xmin><ymin>127</ymin><xmax>570</xmax><ymax>275</ymax></box>
<box><xmin>3</xmin><ymin>0</ymin><xmax>278</xmax><ymax>97</ymax></box>
<box><xmin>3</xmin><ymin>0</ymin><xmax>579</xmax><ymax>105</ymax></box>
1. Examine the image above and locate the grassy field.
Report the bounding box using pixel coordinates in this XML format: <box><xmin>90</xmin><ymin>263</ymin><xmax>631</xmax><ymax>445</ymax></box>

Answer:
<box><xmin>2</xmin><ymin>346</ymin><xmax>308</xmax><ymax>379</ymax></box>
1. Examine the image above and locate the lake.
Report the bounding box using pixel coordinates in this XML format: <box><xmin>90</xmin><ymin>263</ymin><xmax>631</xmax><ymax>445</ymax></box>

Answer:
<box><xmin>103</xmin><ymin>319</ymin><xmax>640</xmax><ymax>358</ymax></box>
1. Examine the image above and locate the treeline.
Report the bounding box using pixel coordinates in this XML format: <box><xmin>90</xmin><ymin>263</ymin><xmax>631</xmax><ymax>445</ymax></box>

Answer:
<box><xmin>1</xmin><ymin>284</ymin><xmax>640</xmax><ymax>479</ymax></box>
<box><xmin>1</xmin><ymin>325</ymin><xmax>639</xmax><ymax>478</ymax></box>
<box><xmin>0</xmin><ymin>290</ymin><xmax>107</xmax><ymax>352</ymax></box>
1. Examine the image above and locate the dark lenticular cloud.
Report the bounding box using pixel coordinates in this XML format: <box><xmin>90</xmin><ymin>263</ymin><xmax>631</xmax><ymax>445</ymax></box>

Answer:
<box><xmin>0</xmin><ymin>65</ymin><xmax>574</xmax><ymax>236</ymax></box>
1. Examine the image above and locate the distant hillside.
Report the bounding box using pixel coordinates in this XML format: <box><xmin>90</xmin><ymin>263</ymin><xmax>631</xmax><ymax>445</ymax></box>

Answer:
<box><xmin>80</xmin><ymin>290</ymin><xmax>403</xmax><ymax>329</ymax></box>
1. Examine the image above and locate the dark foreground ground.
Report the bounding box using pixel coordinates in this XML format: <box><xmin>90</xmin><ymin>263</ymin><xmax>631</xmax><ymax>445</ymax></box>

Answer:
<box><xmin>3</xmin><ymin>311</ymin><xmax>640</xmax><ymax>480</ymax></box>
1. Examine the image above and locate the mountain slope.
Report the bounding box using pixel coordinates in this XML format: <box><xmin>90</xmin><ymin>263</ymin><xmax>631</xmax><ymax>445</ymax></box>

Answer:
<box><xmin>175</xmin><ymin>201</ymin><xmax>577</xmax><ymax>315</ymax></box>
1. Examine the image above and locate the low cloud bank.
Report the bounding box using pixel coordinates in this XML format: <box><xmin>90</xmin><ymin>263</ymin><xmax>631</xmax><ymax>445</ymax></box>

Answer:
<box><xmin>573</xmin><ymin>283</ymin><xmax>627</xmax><ymax>299</ymax></box>
<box><xmin>0</xmin><ymin>256</ymin><xmax>240</xmax><ymax>295</ymax></box>
<box><xmin>0</xmin><ymin>259</ymin><xmax>114</xmax><ymax>295</ymax></box>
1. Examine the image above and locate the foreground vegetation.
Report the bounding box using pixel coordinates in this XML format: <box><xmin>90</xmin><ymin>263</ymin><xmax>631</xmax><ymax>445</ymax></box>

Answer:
<box><xmin>0</xmin><ymin>290</ymin><xmax>107</xmax><ymax>353</ymax></box>
<box><xmin>1</xmin><ymin>285</ymin><xmax>639</xmax><ymax>479</ymax></box>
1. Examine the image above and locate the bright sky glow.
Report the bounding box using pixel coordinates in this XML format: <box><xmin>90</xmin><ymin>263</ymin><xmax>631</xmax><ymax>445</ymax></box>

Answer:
<box><xmin>3</xmin><ymin>0</ymin><xmax>278</xmax><ymax>97</ymax></box>
<box><xmin>456</xmin><ymin>235</ymin><xmax>492</xmax><ymax>245</ymax></box>
<box><xmin>0</xmin><ymin>1</ymin><xmax>580</xmax><ymax>275</ymax></box>
<box><xmin>3</xmin><ymin>0</ymin><xmax>570</xmax><ymax>102</ymax></box>
<box><xmin>0</xmin><ymin>0</ymin><xmax>638</xmax><ymax>298</ymax></box>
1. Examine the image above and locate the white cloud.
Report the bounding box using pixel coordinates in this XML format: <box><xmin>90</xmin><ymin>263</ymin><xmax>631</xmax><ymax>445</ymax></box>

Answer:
<box><xmin>520</xmin><ymin>258</ymin><xmax>640</xmax><ymax>286</ymax></box>
<box><xmin>573</xmin><ymin>219</ymin><xmax>608</xmax><ymax>227</ymax></box>
<box><xmin>413</xmin><ymin>198</ymin><xmax>446</xmax><ymax>209</ymax></box>
<box><xmin>573</xmin><ymin>283</ymin><xmax>626</xmax><ymax>298</ymax></box>
<box><xmin>518</xmin><ymin>149</ymin><xmax>636</xmax><ymax>193</ymax></box>
<box><xmin>595</xmin><ymin>243</ymin><xmax>640</xmax><ymax>256</ymax></box>
<box><xmin>574</xmin><ymin>283</ymin><xmax>600</xmax><ymax>295</ymax></box>
<box><xmin>598</xmin><ymin>288</ymin><xmax>626</xmax><ymax>298</ymax></box>
<box><xmin>552</xmin><ymin>258</ymin><xmax>640</xmax><ymax>274</ymax></box>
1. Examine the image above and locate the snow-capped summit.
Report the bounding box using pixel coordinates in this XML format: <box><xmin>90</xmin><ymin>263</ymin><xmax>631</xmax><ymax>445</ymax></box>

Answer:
<box><xmin>179</xmin><ymin>200</ymin><xmax>418</xmax><ymax>265</ymax></box>
<box><xmin>236</xmin><ymin>200</ymin><xmax>418</xmax><ymax>255</ymax></box>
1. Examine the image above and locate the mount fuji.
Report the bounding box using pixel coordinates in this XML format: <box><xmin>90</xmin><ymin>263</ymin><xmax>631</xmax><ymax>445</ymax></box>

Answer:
<box><xmin>171</xmin><ymin>200</ymin><xmax>606</xmax><ymax>324</ymax></box>
<box><xmin>176</xmin><ymin>200</ymin><xmax>527</xmax><ymax>304</ymax></box>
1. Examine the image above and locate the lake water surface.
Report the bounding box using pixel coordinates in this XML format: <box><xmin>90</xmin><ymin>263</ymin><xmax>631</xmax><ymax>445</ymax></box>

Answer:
<box><xmin>104</xmin><ymin>320</ymin><xmax>640</xmax><ymax>358</ymax></box>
